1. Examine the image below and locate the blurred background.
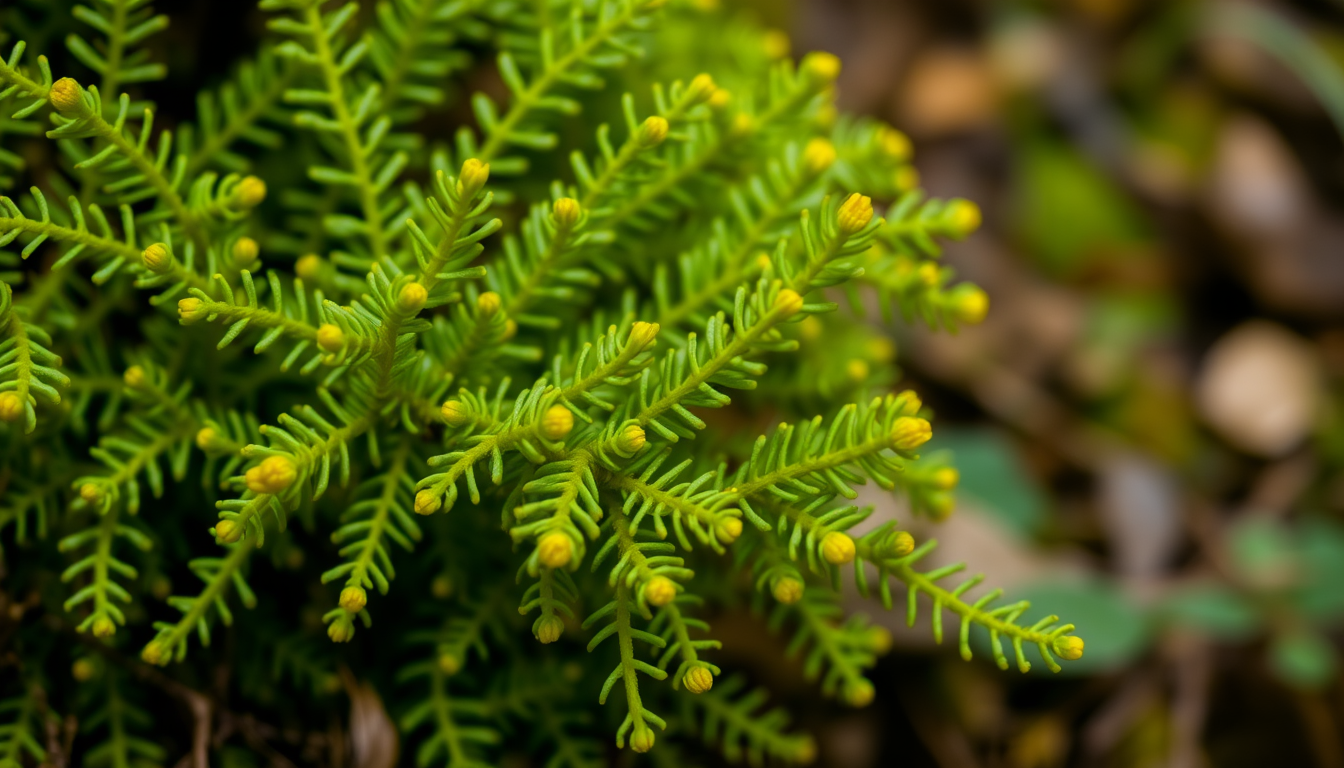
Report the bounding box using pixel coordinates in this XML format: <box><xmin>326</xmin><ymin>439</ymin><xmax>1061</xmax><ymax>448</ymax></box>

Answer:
<box><xmin>755</xmin><ymin>0</ymin><xmax>1344</xmax><ymax>765</ymax></box>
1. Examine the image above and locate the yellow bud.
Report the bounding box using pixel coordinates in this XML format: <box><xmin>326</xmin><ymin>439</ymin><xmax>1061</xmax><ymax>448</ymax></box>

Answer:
<box><xmin>456</xmin><ymin>158</ymin><xmax>490</xmax><ymax>200</ymax></box>
<box><xmin>327</xmin><ymin>618</ymin><xmax>354</xmax><ymax>643</ymax></box>
<box><xmin>438</xmin><ymin>653</ymin><xmax>461</xmax><ymax>676</ymax></box>
<box><xmin>890</xmin><ymin>417</ymin><xmax>932</xmax><ymax>451</ymax></box>
<box><xmin>616</xmin><ymin>424</ymin><xmax>646</xmax><ymax>454</ymax></box>
<box><xmin>141</xmin><ymin>242</ymin><xmax>173</xmax><ymax>274</ymax></box>
<box><xmin>0</xmin><ymin>392</ymin><xmax>23</xmax><ymax>422</ymax></box>
<box><xmin>431</xmin><ymin>575</ymin><xmax>453</xmax><ymax>599</ymax></box>
<box><xmin>552</xmin><ymin>197</ymin><xmax>581</xmax><ymax>230</ymax></box>
<box><xmin>927</xmin><ymin>492</ymin><xmax>955</xmax><ymax>521</ymax></box>
<box><xmin>395</xmin><ymin>281</ymin><xmax>428</xmax><ymax>315</ymax></box>
<box><xmin>72</xmin><ymin>658</ymin><xmax>97</xmax><ymax>681</ymax></box>
<box><xmin>716</xmin><ymin>516</ymin><xmax>743</xmax><ymax>544</ymax></box>
<box><xmin>836</xmin><ymin>193</ymin><xmax>874</xmax><ymax>235</ymax></box>
<box><xmin>540</xmin><ymin>404</ymin><xmax>574</xmax><ymax>440</ymax></box>
<box><xmin>816</xmin><ymin>103</ymin><xmax>838</xmax><ymax>130</ymax></box>
<box><xmin>796</xmin><ymin>736</ymin><xmax>818</xmax><ymax>764</ymax></box>
<box><xmin>79</xmin><ymin>483</ymin><xmax>101</xmax><ymax>503</ymax></box>
<box><xmin>637</xmin><ymin>115</ymin><xmax>670</xmax><ymax>148</ymax></box>
<box><xmin>535</xmin><ymin>614</ymin><xmax>564</xmax><ymax>644</ymax></box>
<box><xmin>643</xmin><ymin>576</ymin><xmax>677</xmax><ymax>607</ymax></box>
<box><xmin>232</xmin><ymin>237</ymin><xmax>259</xmax><ymax>266</ymax></box>
<box><xmin>236</xmin><ymin>176</ymin><xmax>267</xmax><ymax>208</ymax></box>
<box><xmin>91</xmin><ymin>617</ymin><xmax>116</xmax><ymax>639</ymax></box>
<box><xmin>123</xmin><ymin>365</ymin><xmax>146</xmax><ymax>389</ymax></box>
<box><xmin>339</xmin><ymin>585</ymin><xmax>367</xmax><ymax>613</ymax></box>
<box><xmin>1054</xmin><ymin>635</ymin><xmax>1085</xmax><ymax>661</ymax></box>
<box><xmin>887</xmin><ymin>531</ymin><xmax>915</xmax><ymax>558</ymax></box>
<box><xmin>414</xmin><ymin>489</ymin><xmax>442</xmax><ymax>515</ymax></box>
<box><xmin>684</xmin><ymin>666</ymin><xmax>714</xmax><ymax>694</ymax></box>
<box><xmin>844</xmin><ymin>678</ymin><xmax>875</xmax><ymax>708</ymax></box>
<box><xmin>919</xmin><ymin>262</ymin><xmax>940</xmax><ymax>287</ymax></box>
<box><xmin>801</xmin><ymin>51</ymin><xmax>842</xmax><ymax>87</ymax></box>
<box><xmin>932</xmin><ymin>467</ymin><xmax>959</xmax><ymax>490</ymax></box>
<box><xmin>685</xmin><ymin>73</ymin><xmax>717</xmax><ymax>104</ymax></box>
<box><xmin>868</xmin><ymin>337</ymin><xmax>896</xmax><ymax>363</ymax></box>
<box><xmin>476</xmin><ymin>291</ymin><xmax>501</xmax><ymax>317</ymax></box>
<box><xmin>140</xmin><ymin>640</ymin><xmax>168</xmax><ymax>666</ymax></box>
<box><xmin>629</xmin><ymin>727</ymin><xmax>656</xmax><ymax>754</ymax></box>
<box><xmin>950</xmin><ymin>284</ymin><xmax>989</xmax><ymax>325</ymax></box>
<box><xmin>870</xmin><ymin>627</ymin><xmax>893</xmax><ymax>655</ymax></box>
<box><xmin>214</xmin><ymin>519</ymin><xmax>240</xmax><ymax>543</ymax></box>
<box><xmin>877</xmin><ymin>126</ymin><xmax>912</xmax><ymax>161</ymax></box>
<box><xmin>799</xmin><ymin>316</ymin><xmax>822</xmax><ymax>341</ymax></box>
<box><xmin>773</xmin><ymin>577</ymin><xmax>804</xmax><ymax>604</ymax></box>
<box><xmin>628</xmin><ymin>321</ymin><xmax>659</xmax><ymax>349</ymax></box>
<box><xmin>296</xmin><ymin>254</ymin><xmax>322</xmax><ymax>280</ymax></box>
<box><xmin>177</xmin><ymin>297</ymin><xmax>208</xmax><ymax>324</ymax></box>
<box><xmin>763</xmin><ymin>29</ymin><xmax>791</xmax><ymax>59</ymax></box>
<box><xmin>896</xmin><ymin>389</ymin><xmax>923</xmax><ymax>416</ymax></box>
<box><xmin>708</xmin><ymin>88</ymin><xmax>732</xmax><ymax>110</ymax></box>
<box><xmin>946</xmin><ymin>199</ymin><xmax>981</xmax><ymax>237</ymax></box>
<box><xmin>245</xmin><ymin>455</ymin><xmax>298</xmax><ymax>494</ymax></box>
<box><xmin>49</xmin><ymin>77</ymin><xmax>87</xmax><ymax>114</ymax></box>
<box><xmin>754</xmin><ymin>252</ymin><xmax>773</xmax><ymax>272</ymax></box>
<box><xmin>845</xmin><ymin>358</ymin><xmax>869</xmax><ymax>381</ymax></box>
<box><xmin>502</xmin><ymin>319</ymin><xmax>518</xmax><ymax>341</ymax></box>
<box><xmin>440</xmin><ymin>400</ymin><xmax>469</xmax><ymax>427</ymax></box>
<box><xmin>537</xmin><ymin>532</ymin><xmax>573</xmax><ymax>569</ymax></box>
<box><xmin>803</xmin><ymin>137</ymin><xmax>836</xmax><ymax>175</ymax></box>
<box><xmin>316</xmin><ymin>323</ymin><xmax>345</xmax><ymax>353</ymax></box>
<box><xmin>821</xmin><ymin>531</ymin><xmax>856</xmax><ymax>565</ymax></box>
<box><xmin>895</xmin><ymin>165</ymin><xmax>921</xmax><ymax>192</ymax></box>
<box><xmin>195</xmin><ymin>427</ymin><xmax>219</xmax><ymax>450</ymax></box>
<box><xmin>773</xmin><ymin>289</ymin><xmax>804</xmax><ymax>318</ymax></box>
<box><xmin>730</xmin><ymin>112</ymin><xmax>754</xmax><ymax>136</ymax></box>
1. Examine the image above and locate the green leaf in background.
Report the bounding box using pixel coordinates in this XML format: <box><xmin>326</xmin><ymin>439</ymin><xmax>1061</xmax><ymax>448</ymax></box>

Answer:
<box><xmin>1158</xmin><ymin>583</ymin><xmax>1261</xmax><ymax>640</ymax></box>
<box><xmin>1014</xmin><ymin>142</ymin><xmax>1152</xmax><ymax>275</ymax></box>
<box><xmin>1292</xmin><ymin>518</ymin><xmax>1344</xmax><ymax>622</ymax></box>
<box><xmin>1269</xmin><ymin>629</ymin><xmax>1337</xmax><ymax>691</ymax></box>
<box><xmin>994</xmin><ymin>580</ymin><xmax>1151</xmax><ymax>676</ymax></box>
<box><xmin>927</xmin><ymin>427</ymin><xmax>1048</xmax><ymax>538</ymax></box>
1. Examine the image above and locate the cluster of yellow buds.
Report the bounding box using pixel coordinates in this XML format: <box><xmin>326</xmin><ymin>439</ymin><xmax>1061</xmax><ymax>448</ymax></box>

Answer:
<box><xmin>552</xmin><ymin>197</ymin><xmax>581</xmax><ymax>231</ymax></box>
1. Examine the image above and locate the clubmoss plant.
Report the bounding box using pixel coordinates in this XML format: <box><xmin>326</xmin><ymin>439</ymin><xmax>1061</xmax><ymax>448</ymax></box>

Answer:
<box><xmin>0</xmin><ymin>0</ymin><xmax>1083</xmax><ymax>762</ymax></box>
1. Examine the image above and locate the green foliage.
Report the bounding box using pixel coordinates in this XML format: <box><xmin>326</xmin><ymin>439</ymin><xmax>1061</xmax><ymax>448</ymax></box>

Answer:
<box><xmin>0</xmin><ymin>0</ymin><xmax>1085</xmax><ymax>761</ymax></box>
